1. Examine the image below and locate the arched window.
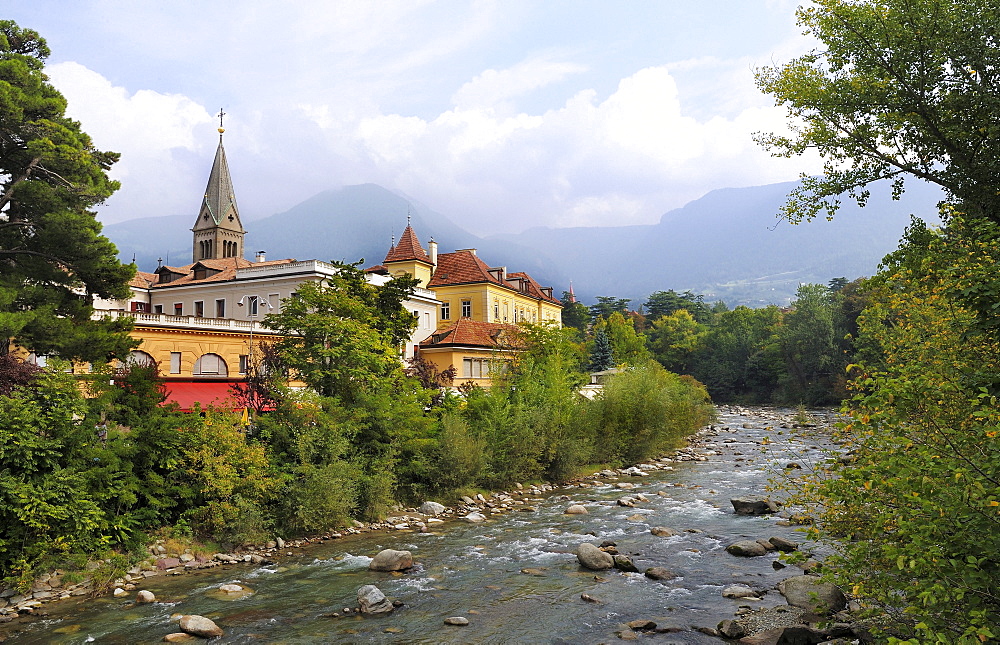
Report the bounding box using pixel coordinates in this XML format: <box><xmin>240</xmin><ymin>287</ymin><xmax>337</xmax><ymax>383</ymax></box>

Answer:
<box><xmin>127</xmin><ymin>351</ymin><xmax>155</xmax><ymax>366</ymax></box>
<box><xmin>193</xmin><ymin>353</ymin><xmax>228</xmax><ymax>376</ymax></box>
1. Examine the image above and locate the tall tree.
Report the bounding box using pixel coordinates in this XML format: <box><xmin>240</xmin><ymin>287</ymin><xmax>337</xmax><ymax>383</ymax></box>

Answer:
<box><xmin>587</xmin><ymin>327</ymin><xmax>614</xmax><ymax>372</ymax></box>
<box><xmin>588</xmin><ymin>296</ymin><xmax>630</xmax><ymax>320</ymax></box>
<box><xmin>0</xmin><ymin>21</ymin><xmax>135</xmax><ymax>361</ymax></box>
<box><xmin>756</xmin><ymin>0</ymin><xmax>1000</xmax><ymax>225</ymax></box>
<box><xmin>559</xmin><ymin>290</ymin><xmax>590</xmax><ymax>333</ymax></box>
<box><xmin>263</xmin><ymin>261</ymin><xmax>418</xmax><ymax>403</ymax></box>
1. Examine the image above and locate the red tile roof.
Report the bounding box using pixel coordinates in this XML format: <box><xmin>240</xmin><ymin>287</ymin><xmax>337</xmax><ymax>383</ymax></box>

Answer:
<box><xmin>384</xmin><ymin>225</ymin><xmax>431</xmax><ymax>263</ymax></box>
<box><xmin>419</xmin><ymin>319</ymin><xmax>523</xmax><ymax>349</ymax></box>
<box><xmin>150</xmin><ymin>257</ymin><xmax>297</xmax><ymax>288</ymax></box>
<box><xmin>427</xmin><ymin>250</ymin><xmax>561</xmax><ymax>305</ymax></box>
<box><xmin>130</xmin><ymin>272</ymin><xmax>157</xmax><ymax>289</ymax></box>
<box><xmin>506</xmin><ymin>271</ymin><xmax>561</xmax><ymax>304</ymax></box>
<box><xmin>427</xmin><ymin>250</ymin><xmax>506</xmax><ymax>288</ymax></box>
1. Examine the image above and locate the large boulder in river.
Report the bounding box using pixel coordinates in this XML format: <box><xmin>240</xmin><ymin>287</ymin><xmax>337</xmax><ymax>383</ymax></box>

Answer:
<box><xmin>576</xmin><ymin>543</ymin><xmax>614</xmax><ymax>570</ymax></box>
<box><xmin>420</xmin><ymin>501</ymin><xmax>446</xmax><ymax>516</ymax></box>
<box><xmin>731</xmin><ymin>497</ymin><xmax>780</xmax><ymax>515</ymax></box>
<box><xmin>179</xmin><ymin>615</ymin><xmax>224</xmax><ymax>638</ymax></box>
<box><xmin>564</xmin><ymin>504</ymin><xmax>588</xmax><ymax>515</ymax></box>
<box><xmin>650</xmin><ymin>526</ymin><xmax>679</xmax><ymax>537</ymax></box>
<box><xmin>369</xmin><ymin>549</ymin><xmax>413</xmax><ymax>571</ymax></box>
<box><xmin>779</xmin><ymin>575</ymin><xmax>847</xmax><ymax>615</ymax></box>
<box><xmin>726</xmin><ymin>540</ymin><xmax>768</xmax><ymax>557</ymax></box>
<box><xmin>357</xmin><ymin>584</ymin><xmax>394</xmax><ymax>615</ymax></box>
<box><xmin>644</xmin><ymin>567</ymin><xmax>677</xmax><ymax>581</ymax></box>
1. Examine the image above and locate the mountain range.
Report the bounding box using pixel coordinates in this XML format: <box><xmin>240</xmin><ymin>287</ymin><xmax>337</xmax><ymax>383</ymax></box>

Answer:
<box><xmin>103</xmin><ymin>180</ymin><xmax>942</xmax><ymax>307</ymax></box>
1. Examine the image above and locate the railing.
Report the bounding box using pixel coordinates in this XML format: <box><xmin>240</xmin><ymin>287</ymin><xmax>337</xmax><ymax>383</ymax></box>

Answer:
<box><xmin>95</xmin><ymin>310</ymin><xmax>280</xmax><ymax>334</ymax></box>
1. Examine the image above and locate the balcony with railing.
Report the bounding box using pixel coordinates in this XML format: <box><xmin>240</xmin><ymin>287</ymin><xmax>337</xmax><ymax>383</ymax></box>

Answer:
<box><xmin>94</xmin><ymin>309</ymin><xmax>279</xmax><ymax>334</ymax></box>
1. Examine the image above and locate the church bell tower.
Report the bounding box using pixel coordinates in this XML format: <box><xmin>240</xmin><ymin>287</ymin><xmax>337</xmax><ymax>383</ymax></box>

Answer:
<box><xmin>192</xmin><ymin>109</ymin><xmax>246</xmax><ymax>262</ymax></box>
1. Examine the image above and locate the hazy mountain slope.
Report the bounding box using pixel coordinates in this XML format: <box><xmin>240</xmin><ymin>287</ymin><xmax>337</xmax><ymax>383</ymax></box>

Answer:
<box><xmin>491</xmin><ymin>180</ymin><xmax>942</xmax><ymax>305</ymax></box>
<box><xmin>103</xmin><ymin>180</ymin><xmax>941</xmax><ymax>307</ymax></box>
<box><xmin>104</xmin><ymin>184</ymin><xmax>566</xmax><ymax>287</ymax></box>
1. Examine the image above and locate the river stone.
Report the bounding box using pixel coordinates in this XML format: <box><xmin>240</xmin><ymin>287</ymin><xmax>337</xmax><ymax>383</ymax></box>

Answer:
<box><xmin>717</xmin><ymin>619</ymin><xmax>747</xmax><ymax>639</ymax></box>
<box><xmin>768</xmin><ymin>536</ymin><xmax>799</xmax><ymax>552</ymax></box>
<box><xmin>644</xmin><ymin>567</ymin><xmax>676</xmax><ymax>581</ymax></box>
<box><xmin>726</xmin><ymin>540</ymin><xmax>768</xmax><ymax>557</ymax></box>
<box><xmin>731</xmin><ymin>497</ymin><xmax>779</xmax><ymax>515</ymax></box>
<box><xmin>420</xmin><ymin>501</ymin><xmax>446</xmax><ymax>516</ymax></box>
<box><xmin>721</xmin><ymin>584</ymin><xmax>760</xmax><ymax>599</ymax></box>
<box><xmin>564</xmin><ymin>504</ymin><xmax>588</xmax><ymax>515</ymax></box>
<box><xmin>613</xmin><ymin>555</ymin><xmax>639</xmax><ymax>573</ymax></box>
<box><xmin>178</xmin><ymin>615</ymin><xmax>224</xmax><ymax>638</ymax></box>
<box><xmin>136</xmin><ymin>590</ymin><xmax>155</xmax><ymax>603</ymax></box>
<box><xmin>357</xmin><ymin>585</ymin><xmax>394</xmax><ymax>615</ymax></box>
<box><xmin>163</xmin><ymin>633</ymin><xmax>197</xmax><ymax>643</ymax></box>
<box><xmin>463</xmin><ymin>512</ymin><xmax>487</xmax><ymax>523</ymax></box>
<box><xmin>650</xmin><ymin>526</ymin><xmax>679</xmax><ymax>537</ymax></box>
<box><xmin>369</xmin><ymin>549</ymin><xmax>413</xmax><ymax>571</ymax></box>
<box><xmin>219</xmin><ymin>583</ymin><xmax>245</xmax><ymax>593</ymax></box>
<box><xmin>576</xmin><ymin>543</ymin><xmax>614</xmax><ymax>570</ymax></box>
<box><xmin>779</xmin><ymin>575</ymin><xmax>847</xmax><ymax>614</ymax></box>
<box><xmin>113</xmin><ymin>587</ymin><xmax>127</xmax><ymax>598</ymax></box>
<box><xmin>444</xmin><ymin>616</ymin><xmax>469</xmax><ymax>625</ymax></box>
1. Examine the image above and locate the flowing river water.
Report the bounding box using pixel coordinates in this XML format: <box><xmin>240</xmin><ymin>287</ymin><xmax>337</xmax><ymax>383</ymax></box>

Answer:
<box><xmin>5</xmin><ymin>406</ymin><xmax>838</xmax><ymax>644</ymax></box>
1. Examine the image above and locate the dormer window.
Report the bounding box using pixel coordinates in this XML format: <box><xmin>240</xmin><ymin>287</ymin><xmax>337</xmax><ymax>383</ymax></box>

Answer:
<box><xmin>191</xmin><ymin>263</ymin><xmax>221</xmax><ymax>281</ymax></box>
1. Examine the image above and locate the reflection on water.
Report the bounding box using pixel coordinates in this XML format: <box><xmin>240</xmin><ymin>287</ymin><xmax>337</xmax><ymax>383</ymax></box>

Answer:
<box><xmin>4</xmin><ymin>407</ymin><xmax>836</xmax><ymax>644</ymax></box>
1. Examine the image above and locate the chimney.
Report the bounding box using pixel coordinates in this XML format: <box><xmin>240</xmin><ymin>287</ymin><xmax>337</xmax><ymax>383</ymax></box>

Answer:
<box><xmin>429</xmin><ymin>238</ymin><xmax>438</xmax><ymax>274</ymax></box>
<box><xmin>255</xmin><ymin>250</ymin><xmax>267</xmax><ymax>263</ymax></box>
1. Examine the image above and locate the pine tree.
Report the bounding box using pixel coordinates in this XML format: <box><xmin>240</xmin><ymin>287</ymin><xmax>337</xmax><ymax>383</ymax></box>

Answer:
<box><xmin>587</xmin><ymin>328</ymin><xmax>614</xmax><ymax>372</ymax></box>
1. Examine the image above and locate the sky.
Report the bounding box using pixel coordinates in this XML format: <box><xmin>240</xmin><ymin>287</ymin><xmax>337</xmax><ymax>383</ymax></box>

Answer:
<box><xmin>7</xmin><ymin>0</ymin><xmax>823</xmax><ymax>235</ymax></box>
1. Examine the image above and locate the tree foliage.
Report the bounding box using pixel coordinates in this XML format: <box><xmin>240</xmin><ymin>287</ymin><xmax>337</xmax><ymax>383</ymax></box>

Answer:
<box><xmin>264</xmin><ymin>261</ymin><xmax>417</xmax><ymax>403</ymax></box>
<box><xmin>0</xmin><ymin>20</ymin><xmax>135</xmax><ymax>361</ymax></box>
<box><xmin>790</xmin><ymin>219</ymin><xmax>1000</xmax><ymax>641</ymax></box>
<box><xmin>756</xmin><ymin>0</ymin><xmax>1000</xmax><ymax>225</ymax></box>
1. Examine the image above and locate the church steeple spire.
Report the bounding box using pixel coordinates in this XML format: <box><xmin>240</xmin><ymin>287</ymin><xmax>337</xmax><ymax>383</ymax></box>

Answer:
<box><xmin>191</xmin><ymin>109</ymin><xmax>246</xmax><ymax>262</ymax></box>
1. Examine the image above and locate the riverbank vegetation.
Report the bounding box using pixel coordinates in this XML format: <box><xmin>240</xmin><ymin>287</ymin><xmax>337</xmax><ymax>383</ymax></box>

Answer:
<box><xmin>0</xmin><ymin>273</ymin><xmax>714</xmax><ymax>591</ymax></box>
<box><xmin>562</xmin><ymin>280</ymin><xmax>864</xmax><ymax>407</ymax></box>
<box><xmin>753</xmin><ymin>0</ymin><xmax>1000</xmax><ymax>641</ymax></box>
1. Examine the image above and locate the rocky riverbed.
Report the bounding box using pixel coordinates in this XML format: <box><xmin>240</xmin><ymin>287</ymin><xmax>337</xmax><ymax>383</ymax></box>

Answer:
<box><xmin>1</xmin><ymin>405</ymin><xmax>864</xmax><ymax>644</ymax></box>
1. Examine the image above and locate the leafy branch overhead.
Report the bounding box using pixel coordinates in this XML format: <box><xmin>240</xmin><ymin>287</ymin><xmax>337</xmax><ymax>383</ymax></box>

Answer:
<box><xmin>755</xmin><ymin>0</ymin><xmax>1000</xmax><ymax>224</ymax></box>
<box><xmin>0</xmin><ymin>20</ymin><xmax>135</xmax><ymax>361</ymax></box>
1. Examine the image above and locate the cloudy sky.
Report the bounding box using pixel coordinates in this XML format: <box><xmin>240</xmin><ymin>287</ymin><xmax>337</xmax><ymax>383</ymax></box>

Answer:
<box><xmin>8</xmin><ymin>0</ymin><xmax>821</xmax><ymax>234</ymax></box>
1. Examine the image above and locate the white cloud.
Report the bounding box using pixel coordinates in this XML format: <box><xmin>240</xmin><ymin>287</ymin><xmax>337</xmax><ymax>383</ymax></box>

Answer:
<box><xmin>452</xmin><ymin>57</ymin><xmax>588</xmax><ymax>110</ymax></box>
<box><xmin>47</xmin><ymin>62</ymin><xmax>212</xmax><ymax>223</ymax></box>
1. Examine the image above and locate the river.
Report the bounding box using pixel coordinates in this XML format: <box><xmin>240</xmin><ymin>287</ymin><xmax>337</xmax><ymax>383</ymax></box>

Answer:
<box><xmin>4</xmin><ymin>406</ymin><xmax>837</xmax><ymax>644</ymax></box>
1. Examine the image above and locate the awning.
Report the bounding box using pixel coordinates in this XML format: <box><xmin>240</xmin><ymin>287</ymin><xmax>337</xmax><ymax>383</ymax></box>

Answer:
<box><xmin>162</xmin><ymin>381</ymin><xmax>241</xmax><ymax>412</ymax></box>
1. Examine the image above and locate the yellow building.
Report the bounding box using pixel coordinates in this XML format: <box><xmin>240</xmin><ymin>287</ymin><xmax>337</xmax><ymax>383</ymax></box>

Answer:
<box><xmin>376</xmin><ymin>225</ymin><xmax>562</xmax><ymax>386</ymax></box>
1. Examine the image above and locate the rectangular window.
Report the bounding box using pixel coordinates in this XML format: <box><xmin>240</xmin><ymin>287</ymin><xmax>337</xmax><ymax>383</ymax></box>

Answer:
<box><xmin>239</xmin><ymin>355</ymin><xmax>249</xmax><ymax>374</ymax></box>
<box><xmin>494</xmin><ymin>301</ymin><xmax>500</xmax><ymax>320</ymax></box>
<box><xmin>194</xmin><ymin>301</ymin><xmax>204</xmax><ymax>317</ymax></box>
<box><xmin>248</xmin><ymin>295</ymin><xmax>259</xmax><ymax>317</ymax></box>
<box><xmin>170</xmin><ymin>352</ymin><xmax>181</xmax><ymax>374</ymax></box>
<box><xmin>463</xmin><ymin>358</ymin><xmax>492</xmax><ymax>378</ymax></box>
<box><xmin>441</xmin><ymin>301</ymin><xmax>450</xmax><ymax>320</ymax></box>
<box><xmin>216</xmin><ymin>299</ymin><xmax>226</xmax><ymax>318</ymax></box>
<box><xmin>503</xmin><ymin>303</ymin><xmax>509</xmax><ymax>321</ymax></box>
<box><xmin>154</xmin><ymin>304</ymin><xmax>163</xmax><ymax>314</ymax></box>
<box><xmin>423</xmin><ymin>312</ymin><xmax>431</xmax><ymax>329</ymax></box>
<box><xmin>462</xmin><ymin>300</ymin><xmax>472</xmax><ymax>318</ymax></box>
<box><xmin>174</xmin><ymin>303</ymin><xmax>183</xmax><ymax>316</ymax></box>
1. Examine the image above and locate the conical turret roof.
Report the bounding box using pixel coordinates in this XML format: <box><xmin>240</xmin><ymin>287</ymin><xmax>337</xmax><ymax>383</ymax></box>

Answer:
<box><xmin>384</xmin><ymin>225</ymin><xmax>431</xmax><ymax>263</ymax></box>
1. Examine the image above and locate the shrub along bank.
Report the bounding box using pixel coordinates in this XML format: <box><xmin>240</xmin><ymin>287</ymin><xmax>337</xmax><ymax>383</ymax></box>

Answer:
<box><xmin>0</xmin><ymin>323</ymin><xmax>714</xmax><ymax>593</ymax></box>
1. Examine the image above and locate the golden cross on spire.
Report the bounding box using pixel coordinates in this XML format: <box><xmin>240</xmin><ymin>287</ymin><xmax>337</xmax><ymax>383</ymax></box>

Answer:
<box><xmin>217</xmin><ymin>108</ymin><xmax>226</xmax><ymax>135</ymax></box>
